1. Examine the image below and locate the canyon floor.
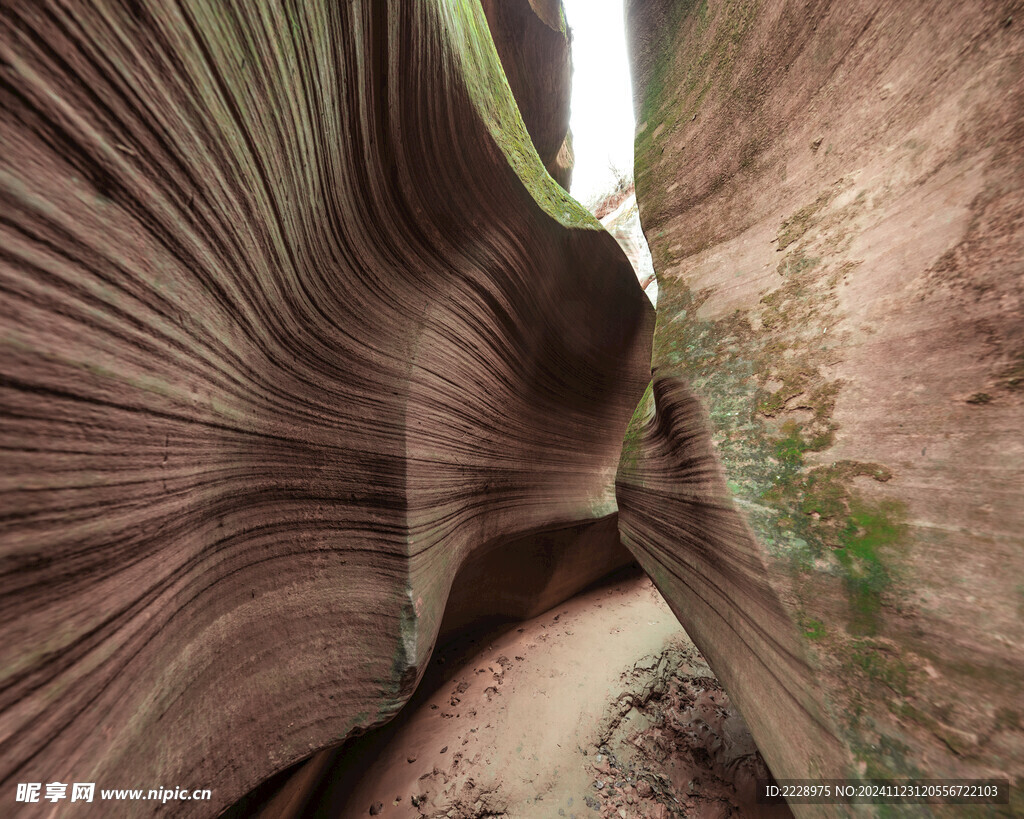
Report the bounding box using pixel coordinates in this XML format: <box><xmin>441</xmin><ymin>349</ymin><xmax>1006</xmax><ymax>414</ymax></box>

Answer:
<box><xmin>267</xmin><ymin>568</ymin><xmax>791</xmax><ymax>819</ymax></box>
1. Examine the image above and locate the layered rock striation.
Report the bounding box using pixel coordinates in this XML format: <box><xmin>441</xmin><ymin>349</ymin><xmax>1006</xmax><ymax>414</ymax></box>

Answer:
<box><xmin>480</xmin><ymin>0</ymin><xmax>575</xmax><ymax>188</ymax></box>
<box><xmin>0</xmin><ymin>0</ymin><xmax>651</xmax><ymax>813</ymax></box>
<box><xmin>621</xmin><ymin>0</ymin><xmax>1023</xmax><ymax>809</ymax></box>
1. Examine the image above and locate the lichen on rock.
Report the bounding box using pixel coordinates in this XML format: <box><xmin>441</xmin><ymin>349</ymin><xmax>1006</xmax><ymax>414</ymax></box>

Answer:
<box><xmin>620</xmin><ymin>0</ymin><xmax>1024</xmax><ymax>809</ymax></box>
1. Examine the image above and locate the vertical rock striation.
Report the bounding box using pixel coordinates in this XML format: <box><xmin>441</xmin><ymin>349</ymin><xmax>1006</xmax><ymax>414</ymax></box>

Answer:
<box><xmin>0</xmin><ymin>0</ymin><xmax>651</xmax><ymax>813</ymax></box>
<box><xmin>620</xmin><ymin>0</ymin><xmax>1024</xmax><ymax>809</ymax></box>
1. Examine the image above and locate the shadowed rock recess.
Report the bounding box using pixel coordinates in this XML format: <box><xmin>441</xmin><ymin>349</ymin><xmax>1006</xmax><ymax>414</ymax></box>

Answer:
<box><xmin>0</xmin><ymin>0</ymin><xmax>652</xmax><ymax>814</ymax></box>
<box><xmin>620</xmin><ymin>0</ymin><xmax>1023</xmax><ymax>812</ymax></box>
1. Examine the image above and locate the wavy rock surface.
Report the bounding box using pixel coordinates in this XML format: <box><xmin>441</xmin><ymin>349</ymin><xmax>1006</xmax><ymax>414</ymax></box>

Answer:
<box><xmin>620</xmin><ymin>0</ymin><xmax>1023</xmax><ymax>808</ymax></box>
<box><xmin>0</xmin><ymin>0</ymin><xmax>652</xmax><ymax>813</ymax></box>
<box><xmin>481</xmin><ymin>0</ymin><xmax>574</xmax><ymax>188</ymax></box>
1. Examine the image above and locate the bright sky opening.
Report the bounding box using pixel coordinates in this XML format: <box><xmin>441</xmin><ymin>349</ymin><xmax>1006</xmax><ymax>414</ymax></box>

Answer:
<box><xmin>561</xmin><ymin>0</ymin><xmax>635</xmax><ymax>205</ymax></box>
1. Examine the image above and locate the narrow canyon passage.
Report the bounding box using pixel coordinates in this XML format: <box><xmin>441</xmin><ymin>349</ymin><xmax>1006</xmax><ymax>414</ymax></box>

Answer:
<box><xmin>222</xmin><ymin>4</ymin><xmax>774</xmax><ymax>815</ymax></box>
<box><xmin>1</xmin><ymin>0</ymin><xmax>1020</xmax><ymax>817</ymax></box>
<box><xmin>562</xmin><ymin>0</ymin><xmax>658</xmax><ymax>305</ymax></box>
<box><xmin>232</xmin><ymin>569</ymin><xmax>789</xmax><ymax>819</ymax></box>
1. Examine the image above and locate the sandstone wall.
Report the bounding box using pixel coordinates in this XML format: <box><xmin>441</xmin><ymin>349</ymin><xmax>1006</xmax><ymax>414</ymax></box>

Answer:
<box><xmin>0</xmin><ymin>1</ymin><xmax>651</xmax><ymax>813</ymax></box>
<box><xmin>620</xmin><ymin>0</ymin><xmax>1023</xmax><ymax>811</ymax></box>
<box><xmin>480</xmin><ymin>0</ymin><xmax>575</xmax><ymax>187</ymax></box>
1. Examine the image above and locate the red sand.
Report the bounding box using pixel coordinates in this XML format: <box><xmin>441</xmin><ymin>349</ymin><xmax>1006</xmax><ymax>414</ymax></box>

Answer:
<box><xmin>279</xmin><ymin>569</ymin><xmax>790</xmax><ymax>818</ymax></box>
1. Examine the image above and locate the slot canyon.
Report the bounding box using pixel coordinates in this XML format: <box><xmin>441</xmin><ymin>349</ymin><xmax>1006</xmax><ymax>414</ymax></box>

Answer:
<box><xmin>0</xmin><ymin>0</ymin><xmax>1021</xmax><ymax>817</ymax></box>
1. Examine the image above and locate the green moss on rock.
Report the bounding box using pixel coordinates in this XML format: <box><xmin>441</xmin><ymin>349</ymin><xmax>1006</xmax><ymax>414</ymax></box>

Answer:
<box><xmin>777</xmin><ymin>193</ymin><xmax>831</xmax><ymax>250</ymax></box>
<box><xmin>648</xmin><ymin>180</ymin><xmax>909</xmax><ymax>643</ymax></box>
<box><xmin>440</xmin><ymin>0</ymin><xmax>597</xmax><ymax>228</ymax></box>
<box><xmin>620</xmin><ymin>380</ymin><xmax>655</xmax><ymax>479</ymax></box>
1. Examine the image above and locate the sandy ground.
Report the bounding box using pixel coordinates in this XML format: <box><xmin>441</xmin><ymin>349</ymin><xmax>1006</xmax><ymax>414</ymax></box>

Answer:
<box><xmin>274</xmin><ymin>568</ymin><xmax>790</xmax><ymax>818</ymax></box>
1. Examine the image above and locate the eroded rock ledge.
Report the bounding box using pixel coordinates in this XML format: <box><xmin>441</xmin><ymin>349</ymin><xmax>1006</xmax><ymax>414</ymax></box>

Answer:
<box><xmin>620</xmin><ymin>0</ymin><xmax>1023</xmax><ymax>810</ymax></box>
<box><xmin>0</xmin><ymin>1</ymin><xmax>651</xmax><ymax>813</ymax></box>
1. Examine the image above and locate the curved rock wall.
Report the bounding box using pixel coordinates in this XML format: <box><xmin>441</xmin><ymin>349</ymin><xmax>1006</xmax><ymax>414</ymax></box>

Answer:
<box><xmin>0</xmin><ymin>0</ymin><xmax>652</xmax><ymax>813</ymax></box>
<box><xmin>480</xmin><ymin>0</ymin><xmax>575</xmax><ymax>187</ymax></box>
<box><xmin>621</xmin><ymin>0</ymin><xmax>1023</xmax><ymax>808</ymax></box>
